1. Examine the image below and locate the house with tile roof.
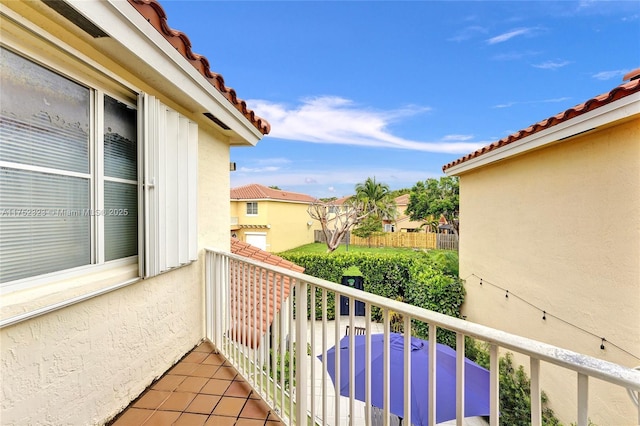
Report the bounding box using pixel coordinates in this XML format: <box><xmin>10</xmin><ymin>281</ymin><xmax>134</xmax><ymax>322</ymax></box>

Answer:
<box><xmin>390</xmin><ymin>193</ymin><xmax>429</xmax><ymax>232</ymax></box>
<box><xmin>444</xmin><ymin>69</ymin><xmax>640</xmax><ymax>424</ymax></box>
<box><xmin>0</xmin><ymin>0</ymin><xmax>270</xmax><ymax>424</ymax></box>
<box><xmin>230</xmin><ymin>183</ymin><xmax>321</xmax><ymax>252</ymax></box>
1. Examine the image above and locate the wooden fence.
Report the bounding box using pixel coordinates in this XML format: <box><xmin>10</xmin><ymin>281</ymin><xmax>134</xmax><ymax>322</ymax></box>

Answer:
<box><xmin>436</xmin><ymin>233</ymin><xmax>459</xmax><ymax>251</ymax></box>
<box><xmin>352</xmin><ymin>232</ymin><xmax>458</xmax><ymax>251</ymax></box>
<box><xmin>314</xmin><ymin>230</ymin><xmax>350</xmax><ymax>245</ymax></box>
<box><xmin>315</xmin><ymin>230</ymin><xmax>458</xmax><ymax>251</ymax></box>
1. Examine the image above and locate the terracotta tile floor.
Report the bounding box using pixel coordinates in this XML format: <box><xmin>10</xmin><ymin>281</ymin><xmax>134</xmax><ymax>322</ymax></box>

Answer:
<box><xmin>109</xmin><ymin>341</ymin><xmax>284</xmax><ymax>426</ymax></box>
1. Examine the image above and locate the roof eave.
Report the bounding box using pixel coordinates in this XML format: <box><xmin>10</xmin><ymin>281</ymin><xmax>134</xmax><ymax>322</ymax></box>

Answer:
<box><xmin>63</xmin><ymin>0</ymin><xmax>265</xmax><ymax>146</ymax></box>
<box><xmin>445</xmin><ymin>92</ymin><xmax>640</xmax><ymax>176</ymax></box>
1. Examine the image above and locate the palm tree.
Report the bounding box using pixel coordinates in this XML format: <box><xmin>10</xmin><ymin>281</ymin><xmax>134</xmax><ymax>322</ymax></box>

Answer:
<box><xmin>352</xmin><ymin>177</ymin><xmax>397</xmax><ymax>223</ymax></box>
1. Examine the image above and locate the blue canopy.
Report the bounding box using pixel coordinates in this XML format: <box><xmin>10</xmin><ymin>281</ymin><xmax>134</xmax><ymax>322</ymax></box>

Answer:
<box><xmin>319</xmin><ymin>332</ymin><xmax>491</xmax><ymax>425</ymax></box>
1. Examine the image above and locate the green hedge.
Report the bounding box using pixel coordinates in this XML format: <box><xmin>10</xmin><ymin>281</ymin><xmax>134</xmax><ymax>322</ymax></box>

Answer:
<box><xmin>279</xmin><ymin>251</ymin><xmax>464</xmax><ymax>346</ymax></box>
<box><xmin>281</xmin><ymin>250</ymin><xmax>565</xmax><ymax>425</ymax></box>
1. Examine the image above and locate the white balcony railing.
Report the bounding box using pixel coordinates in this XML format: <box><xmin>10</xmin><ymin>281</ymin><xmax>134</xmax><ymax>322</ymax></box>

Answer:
<box><xmin>204</xmin><ymin>248</ymin><xmax>640</xmax><ymax>426</ymax></box>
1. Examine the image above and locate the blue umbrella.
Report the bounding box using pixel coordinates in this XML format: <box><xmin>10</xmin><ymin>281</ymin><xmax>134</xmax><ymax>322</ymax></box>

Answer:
<box><xmin>318</xmin><ymin>332</ymin><xmax>490</xmax><ymax>425</ymax></box>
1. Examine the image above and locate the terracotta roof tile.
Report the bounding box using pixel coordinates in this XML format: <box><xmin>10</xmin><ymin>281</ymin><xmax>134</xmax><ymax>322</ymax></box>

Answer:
<box><xmin>443</xmin><ymin>73</ymin><xmax>640</xmax><ymax>172</ymax></box>
<box><xmin>229</xmin><ymin>238</ymin><xmax>305</xmax><ymax>348</ymax></box>
<box><xmin>230</xmin><ymin>184</ymin><xmax>317</xmax><ymax>203</ymax></box>
<box><xmin>333</xmin><ymin>195</ymin><xmax>353</xmax><ymax>205</ymax></box>
<box><xmin>127</xmin><ymin>0</ymin><xmax>270</xmax><ymax>135</ymax></box>
<box><xmin>394</xmin><ymin>194</ymin><xmax>410</xmax><ymax>205</ymax></box>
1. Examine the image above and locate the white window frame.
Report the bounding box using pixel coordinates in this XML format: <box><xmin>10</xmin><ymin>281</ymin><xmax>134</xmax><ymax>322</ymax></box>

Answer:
<box><xmin>246</xmin><ymin>201</ymin><xmax>258</xmax><ymax>216</ymax></box>
<box><xmin>0</xmin><ymin>46</ymin><xmax>139</xmax><ymax>293</ymax></box>
<box><xmin>0</xmin><ymin>31</ymin><xmax>198</xmax><ymax>294</ymax></box>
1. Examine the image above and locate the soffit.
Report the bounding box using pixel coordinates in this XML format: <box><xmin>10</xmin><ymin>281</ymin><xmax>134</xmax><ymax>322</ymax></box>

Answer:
<box><xmin>126</xmin><ymin>0</ymin><xmax>270</xmax><ymax>136</ymax></box>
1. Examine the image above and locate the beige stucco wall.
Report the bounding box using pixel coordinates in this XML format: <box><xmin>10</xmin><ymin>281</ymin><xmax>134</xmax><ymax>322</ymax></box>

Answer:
<box><xmin>457</xmin><ymin>118</ymin><xmax>640</xmax><ymax>424</ymax></box>
<box><xmin>0</xmin><ymin>266</ymin><xmax>203</xmax><ymax>426</ymax></box>
<box><xmin>0</xmin><ymin>3</ymin><xmax>236</xmax><ymax>424</ymax></box>
<box><xmin>231</xmin><ymin>200</ymin><xmax>320</xmax><ymax>252</ymax></box>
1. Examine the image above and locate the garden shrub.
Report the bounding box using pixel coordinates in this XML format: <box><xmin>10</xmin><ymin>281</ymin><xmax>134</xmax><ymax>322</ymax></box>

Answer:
<box><xmin>281</xmin><ymin>249</ymin><xmax>565</xmax><ymax>425</ymax></box>
<box><xmin>470</xmin><ymin>345</ymin><xmax>562</xmax><ymax>425</ymax></box>
<box><xmin>280</xmin><ymin>252</ymin><xmax>463</xmax><ymax>345</ymax></box>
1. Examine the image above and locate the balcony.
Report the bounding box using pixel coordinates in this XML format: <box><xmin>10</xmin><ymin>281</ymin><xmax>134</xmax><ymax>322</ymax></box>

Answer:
<box><xmin>201</xmin><ymin>248</ymin><xmax>640</xmax><ymax>426</ymax></box>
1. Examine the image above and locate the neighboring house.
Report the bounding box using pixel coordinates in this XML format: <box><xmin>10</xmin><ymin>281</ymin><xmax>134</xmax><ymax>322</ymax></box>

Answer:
<box><xmin>390</xmin><ymin>193</ymin><xmax>428</xmax><ymax>232</ymax></box>
<box><xmin>230</xmin><ymin>183</ymin><xmax>320</xmax><ymax>252</ymax></box>
<box><xmin>0</xmin><ymin>1</ymin><xmax>268</xmax><ymax>424</ymax></box>
<box><xmin>443</xmin><ymin>69</ymin><xmax>640</xmax><ymax>424</ymax></box>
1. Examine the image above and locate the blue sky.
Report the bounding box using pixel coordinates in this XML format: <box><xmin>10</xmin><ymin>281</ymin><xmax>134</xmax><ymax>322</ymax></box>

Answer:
<box><xmin>160</xmin><ymin>1</ymin><xmax>639</xmax><ymax>199</ymax></box>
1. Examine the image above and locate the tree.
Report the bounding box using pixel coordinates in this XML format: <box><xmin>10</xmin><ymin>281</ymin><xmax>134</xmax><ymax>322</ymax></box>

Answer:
<box><xmin>406</xmin><ymin>176</ymin><xmax>459</xmax><ymax>234</ymax></box>
<box><xmin>307</xmin><ymin>199</ymin><xmax>369</xmax><ymax>252</ymax></box>
<box><xmin>309</xmin><ymin>177</ymin><xmax>397</xmax><ymax>252</ymax></box>
<box><xmin>353</xmin><ymin>177</ymin><xmax>397</xmax><ymax>224</ymax></box>
<box><xmin>351</xmin><ymin>214</ymin><xmax>383</xmax><ymax>247</ymax></box>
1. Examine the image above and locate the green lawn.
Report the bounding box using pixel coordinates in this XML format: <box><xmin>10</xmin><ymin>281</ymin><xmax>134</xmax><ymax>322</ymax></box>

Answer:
<box><xmin>277</xmin><ymin>242</ymin><xmax>421</xmax><ymax>256</ymax></box>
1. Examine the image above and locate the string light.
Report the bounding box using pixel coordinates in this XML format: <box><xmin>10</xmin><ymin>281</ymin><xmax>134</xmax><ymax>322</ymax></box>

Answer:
<box><xmin>464</xmin><ymin>274</ymin><xmax>639</xmax><ymax>361</ymax></box>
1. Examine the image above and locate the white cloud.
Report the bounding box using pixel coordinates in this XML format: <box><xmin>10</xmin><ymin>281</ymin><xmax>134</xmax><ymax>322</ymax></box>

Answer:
<box><xmin>248</xmin><ymin>96</ymin><xmax>484</xmax><ymax>154</ymax></box>
<box><xmin>253</xmin><ymin>157</ymin><xmax>291</xmax><ymax>165</ymax></box>
<box><xmin>492</xmin><ymin>50</ymin><xmax>541</xmax><ymax>61</ymax></box>
<box><xmin>238</xmin><ymin>166</ymin><xmax>281</xmax><ymax>173</ymax></box>
<box><xmin>486</xmin><ymin>27</ymin><xmax>536</xmax><ymax>44</ymax></box>
<box><xmin>442</xmin><ymin>134</ymin><xmax>474</xmax><ymax>141</ymax></box>
<box><xmin>533</xmin><ymin>60</ymin><xmax>571</xmax><ymax>70</ymax></box>
<box><xmin>592</xmin><ymin>69</ymin><xmax>629</xmax><ymax>81</ymax></box>
<box><xmin>448</xmin><ymin>25</ymin><xmax>487</xmax><ymax>42</ymax></box>
<box><xmin>492</xmin><ymin>97</ymin><xmax>571</xmax><ymax>109</ymax></box>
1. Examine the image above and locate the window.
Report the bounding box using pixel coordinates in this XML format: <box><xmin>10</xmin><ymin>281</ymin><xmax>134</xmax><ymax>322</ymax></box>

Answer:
<box><xmin>246</xmin><ymin>202</ymin><xmax>258</xmax><ymax>215</ymax></box>
<box><xmin>0</xmin><ymin>47</ymin><xmax>198</xmax><ymax>288</ymax></box>
<box><xmin>0</xmin><ymin>47</ymin><xmax>137</xmax><ymax>284</ymax></box>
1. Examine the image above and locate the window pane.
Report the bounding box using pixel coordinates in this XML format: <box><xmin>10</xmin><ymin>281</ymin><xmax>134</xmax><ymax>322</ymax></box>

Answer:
<box><xmin>0</xmin><ymin>47</ymin><xmax>89</xmax><ymax>173</ymax></box>
<box><xmin>104</xmin><ymin>181</ymin><xmax>138</xmax><ymax>261</ymax></box>
<box><xmin>0</xmin><ymin>168</ymin><xmax>90</xmax><ymax>283</ymax></box>
<box><xmin>104</xmin><ymin>96</ymin><xmax>137</xmax><ymax>180</ymax></box>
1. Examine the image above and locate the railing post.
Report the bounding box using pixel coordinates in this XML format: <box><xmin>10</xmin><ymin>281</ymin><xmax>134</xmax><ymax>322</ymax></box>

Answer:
<box><xmin>428</xmin><ymin>323</ymin><xmax>437</xmax><ymax>426</ymax></box>
<box><xmin>403</xmin><ymin>316</ymin><xmax>412</xmax><ymax>426</ymax></box>
<box><xmin>489</xmin><ymin>344</ymin><xmax>499</xmax><ymax>426</ymax></box>
<box><xmin>383</xmin><ymin>309</ymin><xmax>391</xmax><ymax>426</ymax></box>
<box><xmin>530</xmin><ymin>358</ymin><xmax>542</xmax><ymax>426</ymax></box>
<box><xmin>205</xmin><ymin>250</ymin><xmax>213</xmax><ymax>343</ymax></box>
<box><xmin>456</xmin><ymin>332</ymin><xmax>465</xmax><ymax>426</ymax></box>
<box><xmin>577</xmin><ymin>373</ymin><xmax>589</xmax><ymax>426</ymax></box>
<box><xmin>295</xmin><ymin>280</ymin><xmax>308</xmax><ymax>425</ymax></box>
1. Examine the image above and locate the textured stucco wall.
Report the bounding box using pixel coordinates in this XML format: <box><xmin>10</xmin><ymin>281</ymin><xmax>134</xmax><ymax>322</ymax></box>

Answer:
<box><xmin>0</xmin><ymin>265</ymin><xmax>202</xmax><ymax>426</ymax></box>
<box><xmin>199</xmin><ymin>130</ymin><xmax>231</xmax><ymax>253</ymax></box>
<box><xmin>458</xmin><ymin>118</ymin><xmax>640</xmax><ymax>424</ymax></box>
<box><xmin>0</xmin><ymin>2</ymin><xmax>240</xmax><ymax>425</ymax></box>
